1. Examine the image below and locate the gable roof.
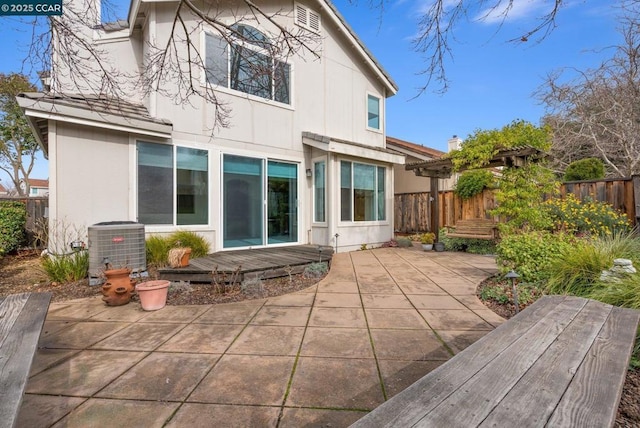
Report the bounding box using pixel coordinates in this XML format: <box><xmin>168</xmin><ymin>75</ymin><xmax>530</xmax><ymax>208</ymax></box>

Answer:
<box><xmin>0</xmin><ymin>183</ymin><xmax>7</xmax><ymax>193</ymax></box>
<box><xmin>28</xmin><ymin>179</ymin><xmax>49</xmax><ymax>188</ymax></box>
<box><xmin>118</xmin><ymin>0</ymin><xmax>397</xmax><ymax>95</ymax></box>
<box><xmin>386</xmin><ymin>136</ymin><xmax>445</xmax><ymax>161</ymax></box>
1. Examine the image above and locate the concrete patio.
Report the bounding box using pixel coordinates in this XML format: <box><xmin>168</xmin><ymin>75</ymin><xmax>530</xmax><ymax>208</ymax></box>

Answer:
<box><xmin>18</xmin><ymin>247</ymin><xmax>501</xmax><ymax>427</ymax></box>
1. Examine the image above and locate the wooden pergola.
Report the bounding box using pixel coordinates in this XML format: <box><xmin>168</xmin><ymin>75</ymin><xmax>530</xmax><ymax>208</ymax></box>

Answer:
<box><xmin>405</xmin><ymin>146</ymin><xmax>546</xmax><ymax>242</ymax></box>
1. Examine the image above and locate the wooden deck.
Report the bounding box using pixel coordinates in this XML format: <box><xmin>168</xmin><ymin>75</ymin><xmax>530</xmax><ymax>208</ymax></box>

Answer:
<box><xmin>352</xmin><ymin>295</ymin><xmax>640</xmax><ymax>427</ymax></box>
<box><xmin>0</xmin><ymin>292</ymin><xmax>52</xmax><ymax>428</ymax></box>
<box><xmin>158</xmin><ymin>245</ymin><xmax>333</xmax><ymax>283</ymax></box>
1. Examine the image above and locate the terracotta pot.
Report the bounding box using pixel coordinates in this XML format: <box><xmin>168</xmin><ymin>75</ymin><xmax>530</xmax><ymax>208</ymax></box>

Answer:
<box><xmin>104</xmin><ymin>268</ymin><xmax>134</xmax><ymax>293</ymax></box>
<box><xmin>102</xmin><ymin>283</ymin><xmax>132</xmax><ymax>306</ymax></box>
<box><xmin>168</xmin><ymin>248</ymin><xmax>192</xmax><ymax>268</ymax></box>
<box><xmin>135</xmin><ymin>280</ymin><xmax>171</xmax><ymax>311</ymax></box>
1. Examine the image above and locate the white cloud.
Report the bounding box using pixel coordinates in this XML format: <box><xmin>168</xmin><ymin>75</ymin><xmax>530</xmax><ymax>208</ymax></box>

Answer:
<box><xmin>475</xmin><ymin>0</ymin><xmax>550</xmax><ymax>24</ymax></box>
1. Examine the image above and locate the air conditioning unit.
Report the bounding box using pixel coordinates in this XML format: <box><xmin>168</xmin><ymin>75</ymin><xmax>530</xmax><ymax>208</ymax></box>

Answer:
<box><xmin>88</xmin><ymin>221</ymin><xmax>146</xmax><ymax>285</ymax></box>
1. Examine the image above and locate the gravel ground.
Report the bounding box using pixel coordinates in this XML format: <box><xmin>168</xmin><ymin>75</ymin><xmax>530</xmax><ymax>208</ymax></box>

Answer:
<box><xmin>0</xmin><ymin>250</ymin><xmax>325</xmax><ymax>304</ymax></box>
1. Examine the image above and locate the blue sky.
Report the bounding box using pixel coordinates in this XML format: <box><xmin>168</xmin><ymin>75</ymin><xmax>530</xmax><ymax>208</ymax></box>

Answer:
<box><xmin>0</xmin><ymin>0</ymin><xmax>623</xmax><ymax>186</ymax></box>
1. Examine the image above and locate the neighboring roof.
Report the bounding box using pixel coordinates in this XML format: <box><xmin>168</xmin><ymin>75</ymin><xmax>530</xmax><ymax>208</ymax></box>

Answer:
<box><xmin>28</xmin><ymin>179</ymin><xmax>49</xmax><ymax>188</ymax></box>
<box><xmin>16</xmin><ymin>93</ymin><xmax>173</xmax><ymax>155</ymax></box>
<box><xmin>386</xmin><ymin>136</ymin><xmax>445</xmax><ymax>160</ymax></box>
<box><xmin>303</xmin><ymin>132</ymin><xmax>405</xmax><ymax>164</ymax></box>
<box><xmin>0</xmin><ymin>183</ymin><xmax>7</xmax><ymax>193</ymax></box>
<box><xmin>118</xmin><ymin>0</ymin><xmax>398</xmax><ymax>95</ymax></box>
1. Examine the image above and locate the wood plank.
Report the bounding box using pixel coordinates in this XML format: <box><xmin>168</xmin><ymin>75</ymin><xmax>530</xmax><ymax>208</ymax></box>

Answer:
<box><xmin>414</xmin><ymin>297</ymin><xmax>589</xmax><ymax>426</ymax></box>
<box><xmin>0</xmin><ymin>292</ymin><xmax>52</xmax><ymax>428</ymax></box>
<box><xmin>547</xmin><ymin>306</ymin><xmax>640</xmax><ymax>428</ymax></box>
<box><xmin>350</xmin><ymin>296</ymin><xmax>579</xmax><ymax>427</ymax></box>
<box><xmin>0</xmin><ymin>294</ymin><xmax>29</xmax><ymax>349</ymax></box>
<box><xmin>478</xmin><ymin>300</ymin><xmax>613</xmax><ymax>427</ymax></box>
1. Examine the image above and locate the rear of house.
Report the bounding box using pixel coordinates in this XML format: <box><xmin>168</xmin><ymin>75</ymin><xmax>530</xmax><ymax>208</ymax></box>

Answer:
<box><xmin>18</xmin><ymin>0</ymin><xmax>404</xmax><ymax>253</ymax></box>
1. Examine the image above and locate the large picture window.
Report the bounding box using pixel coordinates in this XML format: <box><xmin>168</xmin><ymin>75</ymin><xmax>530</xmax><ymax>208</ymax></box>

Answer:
<box><xmin>137</xmin><ymin>142</ymin><xmax>209</xmax><ymax>226</ymax></box>
<box><xmin>206</xmin><ymin>24</ymin><xmax>291</xmax><ymax>104</ymax></box>
<box><xmin>340</xmin><ymin>161</ymin><xmax>385</xmax><ymax>222</ymax></box>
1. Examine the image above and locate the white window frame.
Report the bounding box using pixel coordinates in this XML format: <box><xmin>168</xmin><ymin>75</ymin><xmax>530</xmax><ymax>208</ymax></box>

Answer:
<box><xmin>340</xmin><ymin>160</ymin><xmax>387</xmax><ymax>224</ymax></box>
<box><xmin>203</xmin><ymin>25</ymin><xmax>294</xmax><ymax>108</ymax></box>
<box><xmin>366</xmin><ymin>92</ymin><xmax>382</xmax><ymax>132</ymax></box>
<box><xmin>312</xmin><ymin>159</ymin><xmax>327</xmax><ymax>224</ymax></box>
<box><xmin>136</xmin><ymin>140</ymin><xmax>210</xmax><ymax>227</ymax></box>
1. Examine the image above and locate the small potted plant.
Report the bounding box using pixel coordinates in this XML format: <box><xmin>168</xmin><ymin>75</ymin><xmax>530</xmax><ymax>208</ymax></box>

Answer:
<box><xmin>168</xmin><ymin>241</ymin><xmax>192</xmax><ymax>268</ymax></box>
<box><xmin>420</xmin><ymin>232</ymin><xmax>435</xmax><ymax>251</ymax></box>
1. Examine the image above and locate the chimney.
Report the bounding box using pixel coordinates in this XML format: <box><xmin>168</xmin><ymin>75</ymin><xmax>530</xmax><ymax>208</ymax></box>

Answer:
<box><xmin>448</xmin><ymin>135</ymin><xmax>463</xmax><ymax>152</ymax></box>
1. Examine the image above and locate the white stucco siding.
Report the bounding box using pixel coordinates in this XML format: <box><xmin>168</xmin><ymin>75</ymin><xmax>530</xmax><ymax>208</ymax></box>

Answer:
<box><xmin>51</xmin><ymin>123</ymin><xmax>132</xmax><ymax>245</ymax></box>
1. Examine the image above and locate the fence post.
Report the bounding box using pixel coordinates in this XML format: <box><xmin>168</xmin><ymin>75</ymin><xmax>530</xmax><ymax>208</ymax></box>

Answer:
<box><xmin>633</xmin><ymin>175</ymin><xmax>640</xmax><ymax>226</ymax></box>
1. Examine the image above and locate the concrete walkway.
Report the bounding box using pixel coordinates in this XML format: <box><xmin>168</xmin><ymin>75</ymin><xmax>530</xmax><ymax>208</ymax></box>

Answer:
<box><xmin>19</xmin><ymin>248</ymin><xmax>501</xmax><ymax>427</ymax></box>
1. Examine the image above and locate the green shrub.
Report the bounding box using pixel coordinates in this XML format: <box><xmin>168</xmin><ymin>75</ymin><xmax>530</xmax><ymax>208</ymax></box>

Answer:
<box><xmin>0</xmin><ymin>201</ymin><xmax>27</xmax><ymax>255</ymax></box>
<box><xmin>41</xmin><ymin>250</ymin><xmax>89</xmax><ymax>283</ymax></box>
<box><xmin>545</xmin><ymin>239</ymin><xmax>612</xmax><ymax>296</ymax></box>
<box><xmin>454</xmin><ymin>170</ymin><xmax>494</xmax><ymax>200</ymax></box>
<box><xmin>440</xmin><ymin>229</ymin><xmax>496</xmax><ymax>254</ymax></box>
<box><xmin>146</xmin><ymin>235</ymin><xmax>171</xmax><ymax>267</ymax></box>
<box><xmin>588</xmin><ymin>275</ymin><xmax>640</xmax><ymax>310</ymax></box>
<box><xmin>547</xmin><ymin>194</ymin><xmax>629</xmax><ymax>235</ymax></box>
<box><xmin>496</xmin><ymin>231</ymin><xmax>574</xmax><ymax>282</ymax></box>
<box><xmin>304</xmin><ymin>262</ymin><xmax>329</xmax><ymax>278</ymax></box>
<box><xmin>564</xmin><ymin>158</ymin><xmax>605</xmax><ymax>181</ymax></box>
<box><xmin>543</xmin><ymin>194</ymin><xmax>630</xmax><ymax>237</ymax></box>
<box><xmin>479</xmin><ymin>281</ymin><xmax>542</xmax><ymax>307</ymax></box>
<box><xmin>394</xmin><ymin>238</ymin><xmax>412</xmax><ymax>248</ymax></box>
<box><xmin>167</xmin><ymin>230</ymin><xmax>210</xmax><ymax>258</ymax></box>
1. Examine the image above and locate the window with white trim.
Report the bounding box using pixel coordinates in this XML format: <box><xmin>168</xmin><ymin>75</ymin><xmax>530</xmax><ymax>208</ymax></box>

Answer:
<box><xmin>367</xmin><ymin>94</ymin><xmax>381</xmax><ymax>130</ymax></box>
<box><xmin>137</xmin><ymin>142</ymin><xmax>209</xmax><ymax>225</ymax></box>
<box><xmin>205</xmin><ymin>24</ymin><xmax>291</xmax><ymax>104</ymax></box>
<box><xmin>313</xmin><ymin>161</ymin><xmax>326</xmax><ymax>222</ymax></box>
<box><xmin>340</xmin><ymin>161</ymin><xmax>386</xmax><ymax>222</ymax></box>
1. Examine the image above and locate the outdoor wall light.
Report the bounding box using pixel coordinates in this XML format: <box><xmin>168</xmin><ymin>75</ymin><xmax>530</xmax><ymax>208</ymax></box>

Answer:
<box><xmin>306</xmin><ymin>169</ymin><xmax>312</xmax><ymax>178</ymax></box>
<box><xmin>505</xmin><ymin>270</ymin><xmax>521</xmax><ymax>314</ymax></box>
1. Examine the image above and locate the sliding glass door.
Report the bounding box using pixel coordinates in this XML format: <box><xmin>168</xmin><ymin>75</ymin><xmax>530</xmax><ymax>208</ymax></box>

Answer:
<box><xmin>267</xmin><ymin>161</ymin><xmax>297</xmax><ymax>244</ymax></box>
<box><xmin>223</xmin><ymin>154</ymin><xmax>298</xmax><ymax>248</ymax></box>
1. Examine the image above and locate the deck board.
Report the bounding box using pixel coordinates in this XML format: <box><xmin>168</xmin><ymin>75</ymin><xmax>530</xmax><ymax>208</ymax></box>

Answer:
<box><xmin>351</xmin><ymin>296</ymin><xmax>640</xmax><ymax>428</ymax></box>
<box><xmin>159</xmin><ymin>245</ymin><xmax>333</xmax><ymax>283</ymax></box>
<box><xmin>0</xmin><ymin>293</ymin><xmax>52</xmax><ymax>428</ymax></box>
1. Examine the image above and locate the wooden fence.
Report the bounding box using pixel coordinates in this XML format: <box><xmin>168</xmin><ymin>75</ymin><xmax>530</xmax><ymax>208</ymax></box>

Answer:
<box><xmin>0</xmin><ymin>197</ymin><xmax>48</xmax><ymax>244</ymax></box>
<box><xmin>395</xmin><ymin>176</ymin><xmax>639</xmax><ymax>233</ymax></box>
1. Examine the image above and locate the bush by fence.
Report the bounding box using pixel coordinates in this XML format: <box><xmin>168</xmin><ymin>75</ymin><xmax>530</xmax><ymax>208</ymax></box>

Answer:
<box><xmin>395</xmin><ymin>176</ymin><xmax>638</xmax><ymax>233</ymax></box>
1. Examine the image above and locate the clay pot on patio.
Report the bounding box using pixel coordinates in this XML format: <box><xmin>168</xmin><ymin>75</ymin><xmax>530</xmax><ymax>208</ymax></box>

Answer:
<box><xmin>101</xmin><ymin>268</ymin><xmax>134</xmax><ymax>306</ymax></box>
<box><xmin>434</xmin><ymin>242</ymin><xmax>445</xmax><ymax>252</ymax></box>
<box><xmin>168</xmin><ymin>247</ymin><xmax>191</xmax><ymax>268</ymax></box>
<box><xmin>101</xmin><ymin>285</ymin><xmax>132</xmax><ymax>306</ymax></box>
<box><xmin>136</xmin><ymin>280</ymin><xmax>171</xmax><ymax>311</ymax></box>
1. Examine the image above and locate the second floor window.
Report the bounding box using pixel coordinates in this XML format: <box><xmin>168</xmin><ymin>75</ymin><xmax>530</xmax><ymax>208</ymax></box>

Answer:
<box><xmin>206</xmin><ymin>24</ymin><xmax>291</xmax><ymax>104</ymax></box>
<box><xmin>367</xmin><ymin>94</ymin><xmax>381</xmax><ymax>130</ymax></box>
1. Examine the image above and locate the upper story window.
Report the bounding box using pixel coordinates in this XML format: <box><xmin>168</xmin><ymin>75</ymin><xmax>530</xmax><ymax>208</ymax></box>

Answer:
<box><xmin>205</xmin><ymin>24</ymin><xmax>291</xmax><ymax>104</ymax></box>
<box><xmin>367</xmin><ymin>94</ymin><xmax>381</xmax><ymax>130</ymax></box>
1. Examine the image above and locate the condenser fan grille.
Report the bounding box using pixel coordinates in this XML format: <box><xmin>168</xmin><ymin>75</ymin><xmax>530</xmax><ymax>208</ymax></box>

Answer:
<box><xmin>88</xmin><ymin>222</ymin><xmax>146</xmax><ymax>281</ymax></box>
